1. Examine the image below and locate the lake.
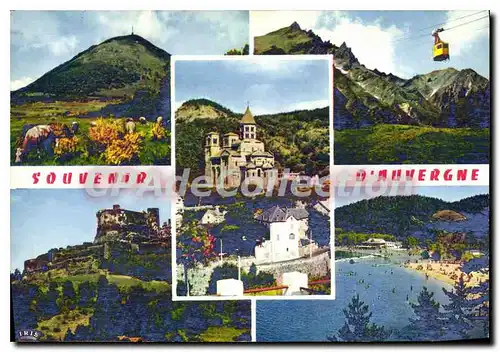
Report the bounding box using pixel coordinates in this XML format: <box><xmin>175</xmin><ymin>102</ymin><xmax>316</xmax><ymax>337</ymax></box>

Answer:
<box><xmin>256</xmin><ymin>255</ymin><xmax>453</xmax><ymax>342</ymax></box>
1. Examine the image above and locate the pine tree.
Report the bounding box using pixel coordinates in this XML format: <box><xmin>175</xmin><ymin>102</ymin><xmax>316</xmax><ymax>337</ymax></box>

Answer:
<box><xmin>328</xmin><ymin>294</ymin><xmax>390</xmax><ymax>342</ymax></box>
<box><xmin>402</xmin><ymin>287</ymin><xmax>445</xmax><ymax>341</ymax></box>
<box><xmin>462</xmin><ymin>255</ymin><xmax>490</xmax><ymax>338</ymax></box>
<box><xmin>441</xmin><ymin>275</ymin><xmax>474</xmax><ymax>339</ymax></box>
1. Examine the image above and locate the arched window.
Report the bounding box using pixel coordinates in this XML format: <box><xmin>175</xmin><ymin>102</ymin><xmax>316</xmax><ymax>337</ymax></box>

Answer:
<box><xmin>257</xmin><ymin>169</ymin><xmax>261</xmax><ymax>177</ymax></box>
<box><xmin>289</xmin><ymin>233</ymin><xmax>295</xmax><ymax>240</ymax></box>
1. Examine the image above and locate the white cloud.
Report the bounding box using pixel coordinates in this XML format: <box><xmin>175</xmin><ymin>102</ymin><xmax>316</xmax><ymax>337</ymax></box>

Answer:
<box><xmin>47</xmin><ymin>36</ymin><xmax>78</xmax><ymax>56</ymax></box>
<box><xmin>174</xmin><ymin>101</ymin><xmax>185</xmax><ymax>111</ymax></box>
<box><xmin>10</xmin><ymin>76</ymin><xmax>34</xmax><ymax>91</ymax></box>
<box><xmin>440</xmin><ymin>11</ymin><xmax>489</xmax><ymax>57</ymax></box>
<box><xmin>251</xmin><ymin>11</ymin><xmax>406</xmax><ymax>76</ymax></box>
<box><xmin>314</xmin><ymin>12</ymin><xmax>404</xmax><ymax>76</ymax></box>
<box><xmin>97</xmin><ymin>11</ymin><xmax>179</xmax><ymax>45</ymax></box>
<box><xmin>251</xmin><ymin>10</ymin><xmax>322</xmax><ymax>37</ymax></box>
<box><xmin>289</xmin><ymin>99</ymin><xmax>330</xmax><ymax>111</ymax></box>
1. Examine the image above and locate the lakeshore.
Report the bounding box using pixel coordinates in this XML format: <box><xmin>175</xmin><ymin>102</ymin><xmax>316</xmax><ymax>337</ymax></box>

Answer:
<box><xmin>403</xmin><ymin>260</ymin><xmax>489</xmax><ymax>287</ymax></box>
<box><xmin>336</xmin><ymin>247</ymin><xmax>488</xmax><ymax>287</ymax></box>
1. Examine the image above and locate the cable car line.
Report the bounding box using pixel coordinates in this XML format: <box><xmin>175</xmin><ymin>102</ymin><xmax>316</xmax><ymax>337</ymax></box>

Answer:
<box><xmin>409</xmin><ymin>10</ymin><xmax>487</xmax><ymax>34</ymax></box>
<box><xmin>444</xmin><ymin>15</ymin><xmax>490</xmax><ymax>32</ymax></box>
<box><xmin>392</xmin><ymin>14</ymin><xmax>489</xmax><ymax>44</ymax></box>
<box><xmin>391</xmin><ymin>10</ymin><xmax>488</xmax><ymax>42</ymax></box>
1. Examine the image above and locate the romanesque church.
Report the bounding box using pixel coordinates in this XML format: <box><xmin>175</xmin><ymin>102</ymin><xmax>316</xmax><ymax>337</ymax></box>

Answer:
<box><xmin>204</xmin><ymin>105</ymin><xmax>276</xmax><ymax>188</ymax></box>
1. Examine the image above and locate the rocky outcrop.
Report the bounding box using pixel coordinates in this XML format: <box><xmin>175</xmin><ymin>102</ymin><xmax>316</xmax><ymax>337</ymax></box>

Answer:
<box><xmin>94</xmin><ymin>204</ymin><xmax>160</xmax><ymax>243</ymax></box>
<box><xmin>432</xmin><ymin>209</ymin><xmax>467</xmax><ymax>222</ymax></box>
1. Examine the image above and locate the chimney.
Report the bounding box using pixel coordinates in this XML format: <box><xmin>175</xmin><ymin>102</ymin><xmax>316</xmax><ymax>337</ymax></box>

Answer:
<box><xmin>113</xmin><ymin>204</ymin><xmax>120</xmax><ymax>210</ymax></box>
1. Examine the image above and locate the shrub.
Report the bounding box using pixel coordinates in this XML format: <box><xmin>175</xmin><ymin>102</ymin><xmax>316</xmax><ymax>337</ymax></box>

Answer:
<box><xmin>54</xmin><ymin>137</ymin><xmax>80</xmax><ymax>156</ymax></box>
<box><xmin>104</xmin><ymin>132</ymin><xmax>142</xmax><ymax>165</ymax></box>
<box><xmin>151</xmin><ymin>122</ymin><xmax>167</xmax><ymax>141</ymax></box>
<box><xmin>89</xmin><ymin>118</ymin><xmax>121</xmax><ymax>147</ymax></box>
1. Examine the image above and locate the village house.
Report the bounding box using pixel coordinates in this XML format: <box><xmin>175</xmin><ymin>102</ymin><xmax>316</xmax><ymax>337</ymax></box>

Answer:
<box><xmin>358</xmin><ymin>238</ymin><xmax>387</xmax><ymax>249</ymax></box>
<box><xmin>200</xmin><ymin>206</ymin><xmax>227</xmax><ymax>225</ymax></box>
<box><xmin>204</xmin><ymin>105</ymin><xmax>277</xmax><ymax>188</ymax></box>
<box><xmin>254</xmin><ymin>205</ymin><xmax>312</xmax><ymax>264</ymax></box>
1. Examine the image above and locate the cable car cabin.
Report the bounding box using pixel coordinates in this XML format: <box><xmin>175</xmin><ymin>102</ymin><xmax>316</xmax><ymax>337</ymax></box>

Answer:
<box><xmin>433</xmin><ymin>41</ymin><xmax>450</xmax><ymax>61</ymax></box>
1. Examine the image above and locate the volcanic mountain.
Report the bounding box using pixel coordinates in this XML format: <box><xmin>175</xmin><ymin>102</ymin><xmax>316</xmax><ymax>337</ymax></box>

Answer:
<box><xmin>12</xmin><ymin>34</ymin><xmax>171</xmax><ymax>120</ymax></box>
<box><xmin>255</xmin><ymin>22</ymin><xmax>490</xmax><ymax>129</ymax></box>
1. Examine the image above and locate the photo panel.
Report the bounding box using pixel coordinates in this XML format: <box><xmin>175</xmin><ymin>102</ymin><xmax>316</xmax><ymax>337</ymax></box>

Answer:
<box><xmin>10</xmin><ymin>185</ymin><xmax>253</xmax><ymax>342</ymax></box>
<box><xmin>250</xmin><ymin>10</ymin><xmax>490</xmax><ymax>165</ymax></box>
<box><xmin>171</xmin><ymin>55</ymin><xmax>334</xmax><ymax>300</ymax></box>
<box><xmin>10</xmin><ymin>10</ymin><xmax>249</xmax><ymax>167</ymax></box>
<box><xmin>257</xmin><ymin>180</ymin><xmax>490</xmax><ymax>342</ymax></box>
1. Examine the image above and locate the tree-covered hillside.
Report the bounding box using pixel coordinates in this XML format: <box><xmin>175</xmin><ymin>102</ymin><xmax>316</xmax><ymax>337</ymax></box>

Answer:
<box><xmin>335</xmin><ymin>194</ymin><xmax>489</xmax><ymax>240</ymax></box>
<box><xmin>175</xmin><ymin>99</ymin><xmax>330</xmax><ymax>178</ymax></box>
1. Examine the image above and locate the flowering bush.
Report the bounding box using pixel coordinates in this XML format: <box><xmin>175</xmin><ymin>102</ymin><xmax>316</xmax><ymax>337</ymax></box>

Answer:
<box><xmin>54</xmin><ymin>137</ymin><xmax>80</xmax><ymax>155</ymax></box>
<box><xmin>151</xmin><ymin>122</ymin><xmax>167</xmax><ymax>141</ymax></box>
<box><xmin>89</xmin><ymin>118</ymin><xmax>121</xmax><ymax>147</ymax></box>
<box><xmin>49</xmin><ymin>122</ymin><xmax>71</xmax><ymax>138</ymax></box>
<box><xmin>104</xmin><ymin>132</ymin><xmax>142</xmax><ymax>165</ymax></box>
<box><xmin>177</xmin><ymin>222</ymin><xmax>216</xmax><ymax>267</ymax></box>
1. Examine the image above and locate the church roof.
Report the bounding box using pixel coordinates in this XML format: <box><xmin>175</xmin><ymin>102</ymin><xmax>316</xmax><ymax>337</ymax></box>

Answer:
<box><xmin>240</xmin><ymin>106</ymin><xmax>256</xmax><ymax>124</ymax></box>
<box><xmin>251</xmin><ymin>151</ymin><xmax>273</xmax><ymax>157</ymax></box>
<box><xmin>255</xmin><ymin>205</ymin><xmax>309</xmax><ymax>223</ymax></box>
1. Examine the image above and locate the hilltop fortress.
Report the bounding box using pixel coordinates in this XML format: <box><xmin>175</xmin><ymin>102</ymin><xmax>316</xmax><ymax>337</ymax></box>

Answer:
<box><xmin>204</xmin><ymin>105</ymin><xmax>277</xmax><ymax>188</ymax></box>
<box><xmin>23</xmin><ymin>205</ymin><xmax>170</xmax><ymax>275</ymax></box>
<box><xmin>95</xmin><ymin>204</ymin><xmax>160</xmax><ymax>243</ymax></box>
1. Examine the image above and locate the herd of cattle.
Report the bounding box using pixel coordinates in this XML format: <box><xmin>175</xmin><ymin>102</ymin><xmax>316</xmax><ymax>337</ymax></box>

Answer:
<box><xmin>14</xmin><ymin>116</ymin><xmax>163</xmax><ymax>163</ymax></box>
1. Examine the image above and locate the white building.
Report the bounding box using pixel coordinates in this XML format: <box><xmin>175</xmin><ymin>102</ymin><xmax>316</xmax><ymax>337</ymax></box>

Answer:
<box><xmin>385</xmin><ymin>241</ymin><xmax>403</xmax><ymax>249</ymax></box>
<box><xmin>254</xmin><ymin>205</ymin><xmax>310</xmax><ymax>264</ymax></box>
<box><xmin>358</xmin><ymin>238</ymin><xmax>386</xmax><ymax>249</ymax></box>
<box><xmin>200</xmin><ymin>206</ymin><xmax>227</xmax><ymax>225</ymax></box>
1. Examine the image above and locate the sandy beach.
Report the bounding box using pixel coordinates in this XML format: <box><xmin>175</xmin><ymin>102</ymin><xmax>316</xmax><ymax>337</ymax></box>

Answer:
<box><xmin>404</xmin><ymin>261</ymin><xmax>488</xmax><ymax>287</ymax></box>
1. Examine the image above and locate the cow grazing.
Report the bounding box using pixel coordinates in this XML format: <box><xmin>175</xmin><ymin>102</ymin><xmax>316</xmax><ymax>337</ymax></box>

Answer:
<box><xmin>125</xmin><ymin>118</ymin><xmax>136</xmax><ymax>134</ymax></box>
<box><xmin>21</xmin><ymin>125</ymin><xmax>56</xmax><ymax>159</ymax></box>
<box><xmin>139</xmin><ymin>116</ymin><xmax>147</xmax><ymax>124</ymax></box>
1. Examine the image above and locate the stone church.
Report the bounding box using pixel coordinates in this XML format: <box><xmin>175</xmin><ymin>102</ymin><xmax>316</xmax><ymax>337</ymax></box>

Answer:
<box><xmin>204</xmin><ymin>105</ymin><xmax>276</xmax><ymax>188</ymax></box>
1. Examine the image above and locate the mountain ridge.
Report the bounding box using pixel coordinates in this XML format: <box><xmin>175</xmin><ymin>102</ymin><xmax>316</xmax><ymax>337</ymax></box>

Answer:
<box><xmin>255</xmin><ymin>23</ymin><xmax>490</xmax><ymax>129</ymax></box>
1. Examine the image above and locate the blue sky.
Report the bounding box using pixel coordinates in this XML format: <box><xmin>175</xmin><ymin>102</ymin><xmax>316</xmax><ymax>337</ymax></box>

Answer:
<box><xmin>10</xmin><ymin>10</ymin><xmax>249</xmax><ymax>90</ymax></box>
<box><xmin>335</xmin><ymin>186</ymin><xmax>489</xmax><ymax>208</ymax></box>
<box><xmin>175</xmin><ymin>59</ymin><xmax>330</xmax><ymax>115</ymax></box>
<box><xmin>11</xmin><ymin>189</ymin><xmax>171</xmax><ymax>271</ymax></box>
<box><xmin>251</xmin><ymin>10</ymin><xmax>490</xmax><ymax>79</ymax></box>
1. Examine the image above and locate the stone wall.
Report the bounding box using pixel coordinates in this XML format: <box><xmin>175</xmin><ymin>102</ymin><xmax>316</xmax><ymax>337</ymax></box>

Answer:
<box><xmin>177</xmin><ymin>250</ymin><xmax>331</xmax><ymax>296</ymax></box>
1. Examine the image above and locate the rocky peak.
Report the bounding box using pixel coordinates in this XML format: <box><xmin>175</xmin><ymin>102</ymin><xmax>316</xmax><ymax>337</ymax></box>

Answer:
<box><xmin>290</xmin><ymin>21</ymin><xmax>302</xmax><ymax>31</ymax></box>
<box><xmin>333</xmin><ymin>42</ymin><xmax>359</xmax><ymax>69</ymax></box>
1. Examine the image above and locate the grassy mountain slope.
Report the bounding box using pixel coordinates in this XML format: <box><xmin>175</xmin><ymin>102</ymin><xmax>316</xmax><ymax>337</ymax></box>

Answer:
<box><xmin>335</xmin><ymin>124</ymin><xmax>489</xmax><ymax>164</ymax></box>
<box><xmin>15</xmin><ymin>34</ymin><xmax>170</xmax><ymax>98</ymax></box>
<box><xmin>12</xmin><ymin>238</ymin><xmax>250</xmax><ymax>342</ymax></box>
<box><xmin>12</xmin><ymin>34</ymin><xmax>171</xmax><ymax>121</ymax></box>
<box><xmin>175</xmin><ymin>99</ymin><xmax>330</xmax><ymax>177</ymax></box>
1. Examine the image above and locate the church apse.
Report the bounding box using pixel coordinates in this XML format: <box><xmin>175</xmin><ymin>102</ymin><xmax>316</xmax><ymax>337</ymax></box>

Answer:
<box><xmin>204</xmin><ymin>105</ymin><xmax>277</xmax><ymax>188</ymax></box>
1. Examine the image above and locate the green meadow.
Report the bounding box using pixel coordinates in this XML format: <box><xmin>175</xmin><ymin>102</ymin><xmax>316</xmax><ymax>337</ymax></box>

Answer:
<box><xmin>335</xmin><ymin>124</ymin><xmax>490</xmax><ymax>164</ymax></box>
